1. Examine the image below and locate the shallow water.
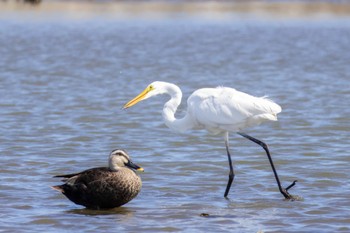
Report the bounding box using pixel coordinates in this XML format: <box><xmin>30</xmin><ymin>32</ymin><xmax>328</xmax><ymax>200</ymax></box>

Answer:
<box><xmin>1</xmin><ymin>4</ymin><xmax>350</xmax><ymax>232</ymax></box>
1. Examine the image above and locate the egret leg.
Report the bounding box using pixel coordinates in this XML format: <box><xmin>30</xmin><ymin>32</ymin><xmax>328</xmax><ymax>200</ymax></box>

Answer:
<box><xmin>224</xmin><ymin>133</ymin><xmax>235</xmax><ymax>198</ymax></box>
<box><xmin>237</xmin><ymin>132</ymin><xmax>297</xmax><ymax>200</ymax></box>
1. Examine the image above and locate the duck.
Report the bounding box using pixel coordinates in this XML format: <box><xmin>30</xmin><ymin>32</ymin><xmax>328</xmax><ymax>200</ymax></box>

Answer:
<box><xmin>52</xmin><ymin>149</ymin><xmax>143</xmax><ymax>209</ymax></box>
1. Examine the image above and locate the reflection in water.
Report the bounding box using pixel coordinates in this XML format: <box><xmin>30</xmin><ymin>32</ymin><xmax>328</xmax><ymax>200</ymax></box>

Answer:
<box><xmin>67</xmin><ymin>206</ymin><xmax>135</xmax><ymax>216</ymax></box>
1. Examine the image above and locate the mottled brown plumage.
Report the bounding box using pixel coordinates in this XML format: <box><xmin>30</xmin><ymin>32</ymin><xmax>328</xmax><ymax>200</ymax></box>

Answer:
<box><xmin>52</xmin><ymin>149</ymin><xmax>143</xmax><ymax>209</ymax></box>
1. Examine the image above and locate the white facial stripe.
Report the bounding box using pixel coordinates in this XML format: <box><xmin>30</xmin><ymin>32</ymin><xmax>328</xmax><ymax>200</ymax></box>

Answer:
<box><xmin>110</xmin><ymin>149</ymin><xmax>130</xmax><ymax>163</ymax></box>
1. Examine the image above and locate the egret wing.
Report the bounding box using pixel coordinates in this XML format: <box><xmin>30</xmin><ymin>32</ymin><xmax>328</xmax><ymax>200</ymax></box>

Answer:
<box><xmin>187</xmin><ymin>87</ymin><xmax>281</xmax><ymax>133</ymax></box>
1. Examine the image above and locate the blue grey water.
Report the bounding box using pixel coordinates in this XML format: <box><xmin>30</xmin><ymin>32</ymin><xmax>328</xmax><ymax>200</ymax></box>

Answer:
<box><xmin>1</xmin><ymin>10</ymin><xmax>350</xmax><ymax>233</ymax></box>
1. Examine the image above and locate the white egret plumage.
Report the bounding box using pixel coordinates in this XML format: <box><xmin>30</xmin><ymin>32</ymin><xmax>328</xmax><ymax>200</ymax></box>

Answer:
<box><xmin>123</xmin><ymin>81</ymin><xmax>296</xmax><ymax>199</ymax></box>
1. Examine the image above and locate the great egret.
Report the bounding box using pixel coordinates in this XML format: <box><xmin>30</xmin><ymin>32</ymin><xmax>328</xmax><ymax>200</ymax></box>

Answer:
<box><xmin>52</xmin><ymin>149</ymin><xmax>143</xmax><ymax>209</ymax></box>
<box><xmin>123</xmin><ymin>81</ymin><xmax>296</xmax><ymax>199</ymax></box>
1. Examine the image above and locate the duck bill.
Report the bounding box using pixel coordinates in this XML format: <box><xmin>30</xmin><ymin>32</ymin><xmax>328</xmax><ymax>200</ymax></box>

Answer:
<box><xmin>126</xmin><ymin>160</ymin><xmax>144</xmax><ymax>172</ymax></box>
<box><xmin>123</xmin><ymin>87</ymin><xmax>149</xmax><ymax>109</ymax></box>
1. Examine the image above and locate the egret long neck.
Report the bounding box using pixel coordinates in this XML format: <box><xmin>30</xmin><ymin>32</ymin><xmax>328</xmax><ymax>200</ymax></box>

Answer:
<box><xmin>161</xmin><ymin>84</ymin><xmax>193</xmax><ymax>133</ymax></box>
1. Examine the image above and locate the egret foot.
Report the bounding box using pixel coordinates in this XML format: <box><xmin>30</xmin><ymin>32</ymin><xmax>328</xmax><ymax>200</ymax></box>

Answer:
<box><xmin>281</xmin><ymin>180</ymin><xmax>298</xmax><ymax>200</ymax></box>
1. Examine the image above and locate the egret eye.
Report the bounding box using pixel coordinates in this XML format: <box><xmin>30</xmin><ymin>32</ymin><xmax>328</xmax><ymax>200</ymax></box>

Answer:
<box><xmin>149</xmin><ymin>85</ymin><xmax>154</xmax><ymax>90</ymax></box>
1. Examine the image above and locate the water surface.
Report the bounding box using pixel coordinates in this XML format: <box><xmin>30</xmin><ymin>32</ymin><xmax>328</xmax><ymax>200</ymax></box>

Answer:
<box><xmin>1</xmin><ymin>4</ymin><xmax>350</xmax><ymax>232</ymax></box>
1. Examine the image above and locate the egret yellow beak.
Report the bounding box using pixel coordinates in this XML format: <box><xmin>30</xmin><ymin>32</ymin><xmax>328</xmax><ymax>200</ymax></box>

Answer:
<box><xmin>123</xmin><ymin>85</ymin><xmax>153</xmax><ymax>109</ymax></box>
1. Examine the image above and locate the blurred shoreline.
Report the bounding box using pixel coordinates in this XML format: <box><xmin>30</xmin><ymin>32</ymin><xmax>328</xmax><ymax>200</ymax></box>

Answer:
<box><xmin>1</xmin><ymin>1</ymin><xmax>350</xmax><ymax>19</ymax></box>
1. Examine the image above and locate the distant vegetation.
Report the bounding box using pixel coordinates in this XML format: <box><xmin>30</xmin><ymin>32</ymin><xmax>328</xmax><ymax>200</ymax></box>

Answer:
<box><xmin>19</xmin><ymin>0</ymin><xmax>42</xmax><ymax>4</ymax></box>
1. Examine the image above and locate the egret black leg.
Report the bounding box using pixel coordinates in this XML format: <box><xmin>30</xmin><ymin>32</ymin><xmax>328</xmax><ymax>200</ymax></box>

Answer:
<box><xmin>224</xmin><ymin>139</ymin><xmax>235</xmax><ymax>198</ymax></box>
<box><xmin>237</xmin><ymin>132</ymin><xmax>297</xmax><ymax>200</ymax></box>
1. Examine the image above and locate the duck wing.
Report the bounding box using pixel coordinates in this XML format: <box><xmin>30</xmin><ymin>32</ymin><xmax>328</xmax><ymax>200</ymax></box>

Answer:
<box><xmin>53</xmin><ymin>167</ymin><xmax>108</xmax><ymax>182</ymax></box>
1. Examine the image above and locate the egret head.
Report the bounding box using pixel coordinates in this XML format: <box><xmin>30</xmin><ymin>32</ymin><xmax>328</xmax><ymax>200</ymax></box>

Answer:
<box><xmin>109</xmin><ymin>149</ymin><xmax>144</xmax><ymax>172</ymax></box>
<box><xmin>123</xmin><ymin>81</ymin><xmax>167</xmax><ymax>109</ymax></box>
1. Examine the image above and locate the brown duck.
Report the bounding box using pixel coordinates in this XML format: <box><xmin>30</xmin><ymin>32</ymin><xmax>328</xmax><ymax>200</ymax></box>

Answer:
<box><xmin>52</xmin><ymin>149</ymin><xmax>143</xmax><ymax>209</ymax></box>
